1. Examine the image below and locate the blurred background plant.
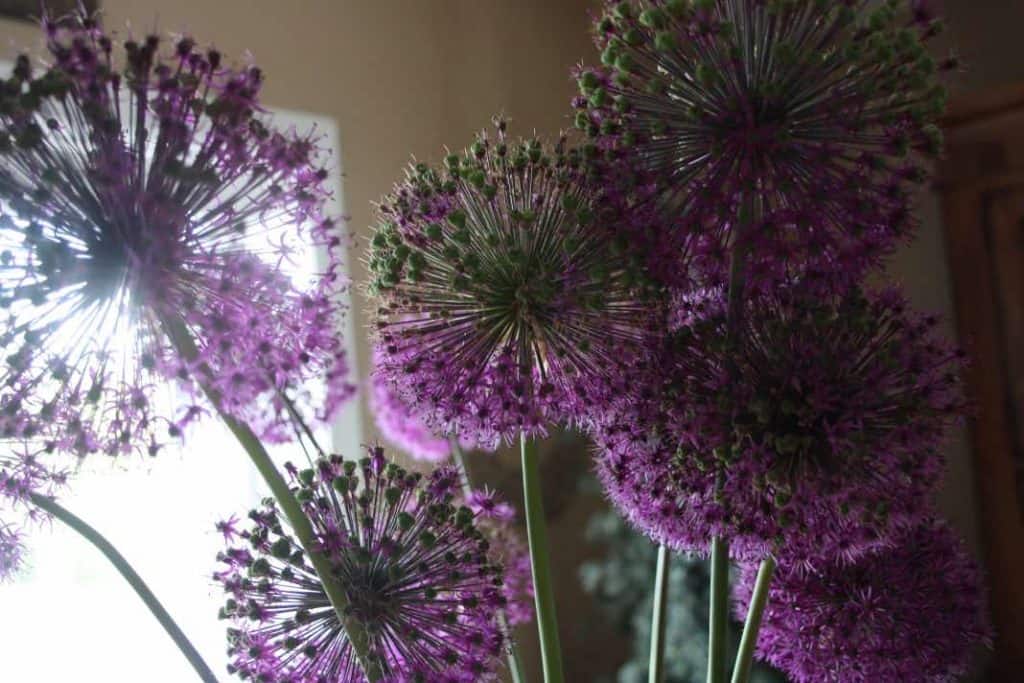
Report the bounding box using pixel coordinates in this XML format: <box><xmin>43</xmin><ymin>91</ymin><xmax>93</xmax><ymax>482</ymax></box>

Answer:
<box><xmin>579</xmin><ymin>479</ymin><xmax>785</xmax><ymax>683</ymax></box>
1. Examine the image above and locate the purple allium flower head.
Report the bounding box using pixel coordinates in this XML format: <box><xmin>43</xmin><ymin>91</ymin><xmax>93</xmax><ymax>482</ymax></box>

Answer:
<box><xmin>498</xmin><ymin>535</ymin><xmax>534</xmax><ymax>628</ymax></box>
<box><xmin>368</xmin><ymin>346</ymin><xmax>480</xmax><ymax>462</ymax></box>
<box><xmin>464</xmin><ymin>487</ymin><xmax>534</xmax><ymax>627</ymax></box>
<box><xmin>1</xmin><ymin>448</ymin><xmax>68</xmax><ymax>580</ymax></box>
<box><xmin>734</xmin><ymin>519</ymin><xmax>991</xmax><ymax>682</ymax></box>
<box><xmin>0</xmin><ymin>10</ymin><xmax>353</xmax><ymax>457</ymax></box>
<box><xmin>368</xmin><ymin>119</ymin><xmax>653</xmax><ymax>445</ymax></box>
<box><xmin>0</xmin><ymin>522</ymin><xmax>25</xmax><ymax>580</ymax></box>
<box><xmin>575</xmin><ymin>0</ymin><xmax>953</xmax><ymax>292</ymax></box>
<box><xmin>214</xmin><ymin>449</ymin><xmax>506</xmax><ymax>682</ymax></box>
<box><xmin>594</xmin><ymin>286</ymin><xmax>966</xmax><ymax>564</ymax></box>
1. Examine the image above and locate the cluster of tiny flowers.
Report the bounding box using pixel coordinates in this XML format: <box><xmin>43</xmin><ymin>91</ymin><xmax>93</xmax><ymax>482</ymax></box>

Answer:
<box><xmin>214</xmin><ymin>450</ymin><xmax>506</xmax><ymax>682</ymax></box>
<box><xmin>0</xmin><ymin>521</ymin><xmax>23</xmax><ymax>579</ymax></box>
<box><xmin>575</xmin><ymin>0</ymin><xmax>953</xmax><ymax>293</ymax></box>
<box><xmin>369</xmin><ymin>347</ymin><xmax>477</xmax><ymax>462</ymax></box>
<box><xmin>463</xmin><ymin>488</ymin><xmax>534</xmax><ymax>627</ymax></box>
<box><xmin>0</xmin><ymin>11</ymin><xmax>353</xmax><ymax>457</ymax></box>
<box><xmin>368</xmin><ymin>119</ymin><xmax>652</xmax><ymax>445</ymax></box>
<box><xmin>0</xmin><ymin>449</ymin><xmax>67</xmax><ymax>580</ymax></box>
<box><xmin>734</xmin><ymin>519</ymin><xmax>991</xmax><ymax>682</ymax></box>
<box><xmin>594</xmin><ymin>287</ymin><xmax>965</xmax><ymax>563</ymax></box>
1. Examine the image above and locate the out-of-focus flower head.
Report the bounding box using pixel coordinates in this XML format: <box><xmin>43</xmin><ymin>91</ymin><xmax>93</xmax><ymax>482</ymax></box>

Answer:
<box><xmin>595</xmin><ymin>286</ymin><xmax>965</xmax><ymax>564</ymax></box>
<box><xmin>0</xmin><ymin>9</ymin><xmax>354</xmax><ymax>457</ymax></box>
<box><xmin>575</xmin><ymin>0</ymin><xmax>954</xmax><ymax>293</ymax></box>
<box><xmin>734</xmin><ymin>519</ymin><xmax>991</xmax><ymax>682</ymax></box>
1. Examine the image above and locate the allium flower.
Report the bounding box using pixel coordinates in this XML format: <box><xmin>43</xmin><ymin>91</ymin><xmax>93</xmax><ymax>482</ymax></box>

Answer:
<box><xmin>0</xmin><ymin>11</ymin><xmax>352</xmax><ymax>457</ymax></box>
<box><xmin>594</xmin><ymin>287</ymin><xmax>965</xmax><ymax>563</ymax></box>
<box><xmin>1</xmin><ymin>449</ymin><xmax>68</xmax><ymax>580</ymax></box>
<box><xmin>575</xmin><ymin>0</ymin><xmax>953</xmax><ymax>291</ymax></box>
<box><xmin>734</xmin><ymin>519</ymin><xmax>991</xmax><ymax>682</ymax></box>
<box><xmin>215</xmin><ymin>450</ymin><xmax>506</xmax><ymax>682</ymax></box>
<box><xmin>369</xmin><ymin>347</ymin><xmax>478</xmax><ymax>463</ymax></box>
<box><xmin>0</xmin><ymin>522</ymin><xmax>25</xmax><ymax>580</ymax></box>
<box><xmin>465</xmin><ymin>487</ymin><xmax>534</xmax><ymax>626</ymax></box>
<box><xmin>368</xmin><ymin>119</ymin><xmax>651</xmax><ymax>445</ymax></box>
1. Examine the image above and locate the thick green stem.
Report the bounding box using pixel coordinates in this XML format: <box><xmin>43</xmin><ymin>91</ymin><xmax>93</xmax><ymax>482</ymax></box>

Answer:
<box><xmin>707</xmin><ymin>196</ymin><xmax>755</xmax><ymax>683</ymax></box>
<box><xmin>649</xmin><ymin>544</ymin><xmax>671</xmax><ymax>683</ymax></box>
<box><xmin>708</xmin><ymin>536</ymin><xmax>730</xmax><ymax>683</ymax></box>
<box><xmin>730</xmin><ymin>557</ymin><xmax>776</xmax><ymax>683</ymax></box>
<box><xmin>520</xmin><ymin>433</ymin><xmax>564</xmax><ymax>683</ymax></box>
<box><xmin>448</xmin><ymin>435</ymin><xmax>526</xmax><ymax>683</ymax></box>
<box><xmin>30</xmin><ymin>493</ymin><xmax>218</xmax><ymax>683</ymax></box>
<box><xmin>159</xmin><ymin>316</ymin><xmax>379</xmax><ymax>680</ymax></box>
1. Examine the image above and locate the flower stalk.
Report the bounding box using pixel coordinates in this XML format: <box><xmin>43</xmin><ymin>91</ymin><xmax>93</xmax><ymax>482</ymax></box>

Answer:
<box><xmin>709</xmin><ymin>196</ymin><xmax>754</xmax><ymax>683</ymax></box>
<box><xmin>521</xmin><ymin>432</ymin><xmax>565</xmax><ymax>683</ymax></box>
<box><xmin>731</xmin><ymin>557</ymin><xmax>776</xmax><ymax>683</ymax></box>
<box><xmin>29</xmin><ymin>493</ymin><xmax>217</xmax><ymax>683</ymax></box>
<box><xmin>648</xmin><ymin>544</ymin><xmax>671</xmax><ymax>683</ymax></box>
<box><xmin>160</xmin><ymin>315</ymin><xmax>379</xmax><ymax>680</ymax></box>
<box><xmin>449</xmin><ymin>435</ymin><xmax>527</xmax><ymax>683</ymax></box>
<box><xmin>707</xmin><ymin>535</ymin><xmax>731</xmax><ymax>683</ymax></box>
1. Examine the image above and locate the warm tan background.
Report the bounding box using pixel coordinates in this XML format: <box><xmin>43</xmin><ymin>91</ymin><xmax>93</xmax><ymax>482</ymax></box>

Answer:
<box><xmin>1</xmin><ymin>1</ymin><xmax>1017</xmax><ymax>680</ymax></box>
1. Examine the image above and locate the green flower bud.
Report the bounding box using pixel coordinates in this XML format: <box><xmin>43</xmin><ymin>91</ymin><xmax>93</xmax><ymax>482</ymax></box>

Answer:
<box><xmin>654</xmin><ymin>31</ymin><xmax>677</xmax><ymax>52</ymax></box>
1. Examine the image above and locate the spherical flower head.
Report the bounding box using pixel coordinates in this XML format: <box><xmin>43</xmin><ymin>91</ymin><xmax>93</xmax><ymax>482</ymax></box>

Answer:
<box><xmin>214</xmin><ymin>449</ymin><xmax>506</xmax><ymax>682</ymax></box>
<box><xmin>594</xmin><ymin>286</ymin><xmax>965</xmax><ymax>563</ymax></box>
<box><xmin>464</xmin><ymin>488</ymin><xmax>534</xmax><ymax>626</ymax></box>
<box><xmin>575</xmin><ymin>0</ymin><xmax>952</xmax><ymax>292</ymax></box>
<box><xmin>369</xmin><ymin>347</ymin><xmax>478</xmax><ymax>462</ymax></box>
<box><xmin>0</xmin><ymin>522</ymin><xmax>25</xmax><ymax>580</ymax></box>
<box><xmin>734</xmin><ymin>519</ymin><xmax>991</xmax><ymax>682</ymax></box>
<box><xmin>368</xmin><ymin>118</ymin><xmax>653</xmax><ymax>445</ymax></box>
<box><xmin>0</xmin><ymin>447</ymin><xmax>68</xmax><ymax>580</ymax></box>
<box><xmin>0</xmin><ymin>10</ymin><xmax>353</xmax><ymax>457</ymax></box>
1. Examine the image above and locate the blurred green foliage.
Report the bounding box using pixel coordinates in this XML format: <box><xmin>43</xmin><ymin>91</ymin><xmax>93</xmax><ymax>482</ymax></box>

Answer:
<box><xmin>579</xmin><ymin>506</ymin><xmax>786</xmax><ymax>683</ymax></box>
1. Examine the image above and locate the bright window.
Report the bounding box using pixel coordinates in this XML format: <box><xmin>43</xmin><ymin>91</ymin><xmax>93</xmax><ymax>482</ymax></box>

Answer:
<box><xmin>0</xmin><ymin>107</ymin><xmax>362</xmax><ymax>682</ymax></box>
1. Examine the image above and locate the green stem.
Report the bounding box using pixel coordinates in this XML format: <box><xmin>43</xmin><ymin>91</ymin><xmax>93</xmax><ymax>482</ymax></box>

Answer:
<box><xmin>159</xmin><ymin>316</ymin><xmax>379</xmax><ymax>680</ymax></box>
<box><xmin>730</xmin><ymin>557</ymin><xmax>776</xmax><ymax>683</ymax></box>
<box><xmin>448</xmin><ymin>435</ymin><xmax>526</xmax><ymax>683</ymax></box>
<box><xmin>708</xmin><ymin>535</ymin><xmax>730</xmax><ymax>683</ymax></box>
<box><xmin>29</xmin><ymin>493</ymin><xmax>218</xmax><ymax>683</ymax></box>
<box><xmin>448</xmin><ymin>435</ymin><xmax>473</xmax><ymax>498</ymax></box>
<box><xmin>649</xmin><ymin>544</ymin><xmax>671</xmax><ymax>683</ymax></box>
<box><xmin>505</xmin><ymin>635</ymin><xmax>528</xmax><ymax>683</ymax></box>
<box><xmin>708</xmin><ymin>196</ymin><xmax>755</xmax><ymax>683</ymax></box>
<box><xmin>521</xmin><ymin>432</ymin><xmax>565</xmax><ymax>683</ymax></box>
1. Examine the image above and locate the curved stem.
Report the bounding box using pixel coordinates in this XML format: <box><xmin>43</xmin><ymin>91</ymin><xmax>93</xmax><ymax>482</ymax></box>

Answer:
<box><xmin>649</xmin><ymin>544</ymin><xmax>671</xmax><ymax>683</ymax></box>
<box><xmin>159</xmin><ymin>316</ymin><xmax>380</xmax><ymax>680</ymax></box>
<box><xmin>521</xmin><ymin>432</ymin><xmax>565</xmax><ymax>683</ymax></box>
<box><xmin>730</xmin><ymin>557</ymin><xmax>776</xmax><ymax>683</ymax></box>
<box><xmin>449</xmin><ymin>435</ymin><xmax>526</xmax><ymax>683</ymax></box>
<box><xmin>29</xmin><ymin>493</ymin><xmax>218</xmax><ymax>683</ymax></box>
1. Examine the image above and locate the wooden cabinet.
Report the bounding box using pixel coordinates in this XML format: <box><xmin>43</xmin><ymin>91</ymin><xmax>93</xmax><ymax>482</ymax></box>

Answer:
<box><xmin>940</xmin><ymin>87</ymin><xmax>1024</xmax><ymax>681</ymax></box>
